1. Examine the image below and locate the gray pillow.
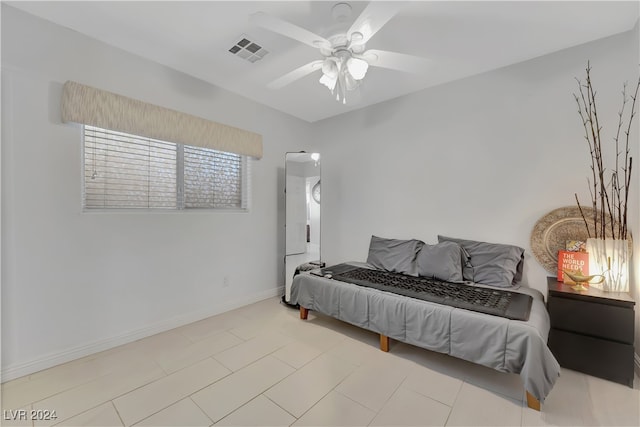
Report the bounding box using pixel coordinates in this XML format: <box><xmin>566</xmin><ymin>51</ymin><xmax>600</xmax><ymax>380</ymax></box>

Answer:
<box><xmin>415</xmin><ymin>241</ymin><xmax>466</xmax><ymax>282</ymax></box>
<box><xmin>437</xmin><ymin>235</ymin><xmax>525</xmax><ymax>287</ymax></box>
<box><xmin>366</xmin><ymin>235</ymin><xmax>424</xmax><ymax>276</ymax></box>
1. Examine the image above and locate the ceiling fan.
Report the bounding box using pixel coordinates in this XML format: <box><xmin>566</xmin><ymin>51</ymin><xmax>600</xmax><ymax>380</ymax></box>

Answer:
<box><xmin>250</xmin><ymin>2</ymin><xmax>430</xmax><ymax>104</ymax></box>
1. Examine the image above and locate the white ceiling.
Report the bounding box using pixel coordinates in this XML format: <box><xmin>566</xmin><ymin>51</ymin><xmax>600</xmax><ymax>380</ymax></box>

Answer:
<box><xmin>7</xmin><ymin>1</ymin><xmax>639</xmax><ymax>123</ymax></box>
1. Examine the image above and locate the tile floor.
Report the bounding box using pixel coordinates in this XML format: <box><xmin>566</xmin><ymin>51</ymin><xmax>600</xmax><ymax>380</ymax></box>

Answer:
<box><xmin>1</xmin><ymin>297</ymin><xmax>639</xmax><ymax>426</ymax></box>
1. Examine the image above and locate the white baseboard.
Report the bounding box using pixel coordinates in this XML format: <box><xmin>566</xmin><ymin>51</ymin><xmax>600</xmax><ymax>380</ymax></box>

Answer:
<box><xmin>0</xmin><ymin>286</ymin><xmax>284</xmax><ymax>383</ymax></box>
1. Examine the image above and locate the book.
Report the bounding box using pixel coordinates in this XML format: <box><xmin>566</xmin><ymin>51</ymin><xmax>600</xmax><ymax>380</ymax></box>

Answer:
<box><xmin>557</xmin><ymin>250</ymin><xmax>589</xmax><ymax>284</ymax></box>
<box><xmin>565</xmin><ymin>240</ymin><xmax>586</xmax><ymax>252</ymax></box>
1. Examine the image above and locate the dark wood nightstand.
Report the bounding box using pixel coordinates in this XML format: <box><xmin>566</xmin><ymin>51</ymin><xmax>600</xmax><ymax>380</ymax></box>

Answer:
<box><xmin>547</xmin><ymin>277</ymin><xmax>635</xmax><ymax>387</ymax></box>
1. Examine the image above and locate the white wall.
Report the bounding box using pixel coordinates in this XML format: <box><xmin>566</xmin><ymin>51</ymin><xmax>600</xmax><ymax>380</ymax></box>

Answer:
<box><xmin>2</xmin><ymin>4</ymin><xmax>639</xmax><ymax>380</ymax></box>
<box><xmin>1</xmin><ymin>5</ymin><xmax>311</xmax><ymax>380</ymax></box>
<box><xmin>313</xmin><ymin>29</ymin><xmax>639</xmax><ymax>308</ymax></box>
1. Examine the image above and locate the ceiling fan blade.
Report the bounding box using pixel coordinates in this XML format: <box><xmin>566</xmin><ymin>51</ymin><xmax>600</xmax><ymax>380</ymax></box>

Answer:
<box><xmin>359</xmin><ymin>49</ymin><xmax>430</xmax><ymax>74</ymax></box>
<box><xmin>267</xmin><ymin>60</ymin><xmax>323</xmax><ymax>89</ymax></box>
<box><xmin>250</xmin><ymin>11</ymin><xmax>331</xmax><ymax>49</ymax></box>
<box><xmin>347</xmin><ymin>2</ymin><xmax>402</xmax><ymax>45</ymax></box>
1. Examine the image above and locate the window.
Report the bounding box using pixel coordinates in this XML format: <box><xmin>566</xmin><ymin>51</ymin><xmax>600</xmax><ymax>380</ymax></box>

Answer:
<box><xmin>83</xmin><ymin>125</ymin><xmax>249</xmax><ymax>210</ymax></box>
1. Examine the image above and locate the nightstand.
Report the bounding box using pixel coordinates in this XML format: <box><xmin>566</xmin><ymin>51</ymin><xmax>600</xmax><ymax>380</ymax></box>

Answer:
<box><xmin>547</xmin><ymin>277</ymin><xmax>635</xmax><ymax>387</ymax></box>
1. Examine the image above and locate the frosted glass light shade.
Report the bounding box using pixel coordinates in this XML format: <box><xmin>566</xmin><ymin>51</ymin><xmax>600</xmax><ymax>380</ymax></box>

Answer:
<box><xmin>321</xmin><ymin>58</ymin><xmax>339</xmax><ymax>78</ymax></box>
<box><xmin>319</xmin><ymin>74</ymin><xmax>337</xmax><ymax>91</ymax></box>
<box><xmin>347</xmin><ymin>57</ymin><xmax>369</xmax><ymax>80</ymax></box>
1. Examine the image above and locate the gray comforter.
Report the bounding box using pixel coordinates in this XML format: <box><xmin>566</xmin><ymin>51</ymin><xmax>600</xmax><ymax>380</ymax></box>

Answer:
<box><xmin>290</xmin><ymin>263</ymin><xmax>560</xmax><ymax>401</ymax></box>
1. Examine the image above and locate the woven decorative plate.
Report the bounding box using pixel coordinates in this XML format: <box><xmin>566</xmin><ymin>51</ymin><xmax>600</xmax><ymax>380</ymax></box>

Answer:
<box><xmin>530</xmin><ymin>206</ymin><xmax>632</xmax><ymax>274</ymax></box>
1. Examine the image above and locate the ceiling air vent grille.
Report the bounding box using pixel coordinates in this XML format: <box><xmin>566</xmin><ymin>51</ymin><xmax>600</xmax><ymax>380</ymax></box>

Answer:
<box><xmin>229</xmin><ymin>35</ymin><xmax>268</xmax><ymax>63</ymax></box>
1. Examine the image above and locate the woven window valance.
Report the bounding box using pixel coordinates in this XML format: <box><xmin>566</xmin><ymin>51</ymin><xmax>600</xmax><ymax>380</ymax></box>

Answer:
<box><xmin>61</xmin><ymin>80</ymin><xmax>263</xmax><ymax>159</ymax></box>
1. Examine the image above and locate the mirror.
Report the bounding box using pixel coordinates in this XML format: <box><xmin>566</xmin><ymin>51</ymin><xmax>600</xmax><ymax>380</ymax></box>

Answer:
<box><xmin>284</xmin><ymin>152</ymin><xmax>321</xmax><ymax>303</ymax></box>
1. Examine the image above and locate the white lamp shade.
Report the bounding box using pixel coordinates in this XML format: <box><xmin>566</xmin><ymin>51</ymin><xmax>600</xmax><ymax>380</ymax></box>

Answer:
<box><xmin>319</xmin><ymin>73</ymin><xmax>337</xmax><ymax>91</ymax></box>
<box><xmin>322</xmin><ymin>58</ymin><xmax>339</xmax><ymax>78</ymax></box>
<box><xmin>347</xmin><ymin>57</ymin><xmax>369</xmax><ymax>80</ymax></box>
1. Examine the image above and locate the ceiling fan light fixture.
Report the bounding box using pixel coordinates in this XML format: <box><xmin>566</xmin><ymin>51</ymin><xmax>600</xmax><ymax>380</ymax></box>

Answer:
<box><xmin>346</xmin><ymin>57</ymin><xmax>368</xmax><ymax>80</ymax></box>
<box><xmin>322</xmin><ymin>58</ymin><xmax>339</xmax><ymax>78</ymax></box>
<box><xmin>319</xmin><ymin>73</ymin><xmax>337</xmax><ymax>91</ymax></box>
<box><xmin>253</xmin><ymin>3</ymin><xmax>428</xmax><ymax>107</ymax></box>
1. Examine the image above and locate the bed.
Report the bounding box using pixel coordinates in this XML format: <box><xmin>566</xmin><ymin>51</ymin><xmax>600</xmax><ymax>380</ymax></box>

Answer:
<box><xmin>289</xmin><ymin>235</ymin><xmax>561</xmax><ymax>411</ymax></box>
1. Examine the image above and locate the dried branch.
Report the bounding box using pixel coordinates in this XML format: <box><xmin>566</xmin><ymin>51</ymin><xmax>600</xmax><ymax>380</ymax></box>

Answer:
<box><xmin>574</xmin><ymin>79</ymin><xmax>600</xmax><ymax>236</ymax></box>
<box><xmin>622</xmin><ymin>76</ymin><xmax>640</xmax><ymax>239</ymax></box>
<box><xmin>623</xmin><ymin>158</ymin><xmax>632</xmax><ymax>239</ymax></box>
<box><xmin>612</xmin><ymin>84</ymin><xmax>628</xmax><ymax>237</ymax></box>
<box><xmin>574</xmin><ymin>63</ymin><xmax>638</xmax><ymax>241</ymax></box>
<box><xmin>575</xmin><ymin>193</ymin><xmax>591</xmax><ymax>238</ymax></box>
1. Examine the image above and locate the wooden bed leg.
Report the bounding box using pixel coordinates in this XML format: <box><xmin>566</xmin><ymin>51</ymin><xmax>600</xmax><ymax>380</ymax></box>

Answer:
<box><xmin>526</xmin><ymin>391</ymin><xmax>541</xmax><ymax>411</ymax></box>
<box><xmin>380</xmin><ymin>334</ymin><xmax>390</xmax><ymax>352</ymax></box>
<box><xmin>300</xmin><ymin>306</ymin><xmax>309</xmax><ymax>320</ymax></box>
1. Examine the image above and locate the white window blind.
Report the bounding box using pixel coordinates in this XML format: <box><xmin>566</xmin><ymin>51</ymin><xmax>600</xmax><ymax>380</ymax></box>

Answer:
<box><xmin>83</xmin><ymin>125</ymin><xmax>249</xmax><ymax>210</ymax></box>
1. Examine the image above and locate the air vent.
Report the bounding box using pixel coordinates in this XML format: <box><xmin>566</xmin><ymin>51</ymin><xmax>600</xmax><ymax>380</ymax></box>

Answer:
<box><xmin>228</xmin><ymin>35</ymin><xmax>268</xmax><ymax>63</ymax></box>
